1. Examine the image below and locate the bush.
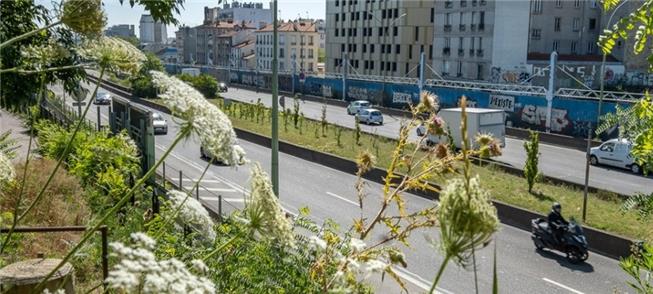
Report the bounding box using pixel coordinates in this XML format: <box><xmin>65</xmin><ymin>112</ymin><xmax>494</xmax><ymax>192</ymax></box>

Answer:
<box><xmin>130</xmin><ymin>52</ymin><xmax>163</xmax><ymax>98</ymax></box>
<box><xmin>523</xmin><ymin>130</ymin><xmax>540</xmax><ymax>193</ymax></box>
<box><xmin>178</xmin><ymin>73</ymin><xmax>219</xmax><ymax>99</ymax></box>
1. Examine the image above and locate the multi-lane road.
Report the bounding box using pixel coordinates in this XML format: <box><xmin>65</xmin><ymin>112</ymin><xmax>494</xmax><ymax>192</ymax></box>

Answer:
<box><xmin>51</xmin><ymin>82</ymin><xmax>633</xmax><ymax>293</ymax></box>
<box><xmin>219</xmin><ymin>86</ymin><xmax>653</xmax><ymax>196</ymax></box>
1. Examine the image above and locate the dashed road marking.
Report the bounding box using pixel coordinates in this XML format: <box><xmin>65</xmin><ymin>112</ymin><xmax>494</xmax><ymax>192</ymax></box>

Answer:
<box><xmin>326</xmin><ymin>191</ymin><xmax>359</xmax><ymax>206</ymax></box>
<box><xmin>542</xmin><ymin>278</ymin><xmax>584</xmax><ymax>294</ymax></box>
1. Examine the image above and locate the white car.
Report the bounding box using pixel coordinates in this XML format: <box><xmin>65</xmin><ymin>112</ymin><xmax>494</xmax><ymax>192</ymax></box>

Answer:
<box><xmin>347</xmin><ymin>100</ymin><xmax>371</xmax><ymax>115</ymax></box>
<box><xmin>152</xmin><ymin>113</ymin><xmax>168</xmax><ymax>135</ymax></box>
<box><xmin>356</xmin><ymin>108</ymin><xmax>383</xmax><ymax>125</ymax></box>
<box><xmin>590</xmin><ymin>138</ymin><xmax>642</xmax><ymax>174</ymax></box>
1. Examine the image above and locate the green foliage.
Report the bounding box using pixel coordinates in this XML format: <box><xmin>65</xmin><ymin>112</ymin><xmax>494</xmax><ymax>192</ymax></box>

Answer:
<box><xmin>355</xmin><ymin>116</ymin><xmax>361</xmax><ymax>145</ymax></box>
<box><xmin>620</xmin><ymin>243</ymin><xmax>653</xmax><ymax>293</ymax></box>
<box><xmin>178</xmin><ymin>73</ymin><xmax>219</xmax><ymax>99</ymax></box>
<box><xmin>599</xmin><ymin>0</ymin><xmax>653</xmax><ymax>70</ymax></box>
<box><xmin>130</xmin><ymin>53</ymin><xmax>163</xmax><ymax>98</ymax></box>
<box><xmin>0</xmin><ymin>131</ymin><xmax>18</xmax><ymax>160</ymax></box>
<box><xmin>321</xmin><ymin>102</ymin><xmax>328</xmax><ymax>137</ymax></box>
<box><xmin>292</xmin><ymin>97</ymin><xmax>301</xmax><ymax>128</ymax></box>
<box><xmin>523</xmin><ymin>131</ymin><xmax>540</xmax><ymax>193</ymax></box>
<box><xmin>0</xmin><ymin>0</ymin><xmax>86</xmax><ymax>108</ymax></box>
<box><xmin>118</xmin><ymin>0</ymin><xmax>185</xmax><ymax>25</ymax></box>
<box><xmin>622</xmin><ymin>192</ymin><xmax>653</xmax><ymax>220</ymax></box>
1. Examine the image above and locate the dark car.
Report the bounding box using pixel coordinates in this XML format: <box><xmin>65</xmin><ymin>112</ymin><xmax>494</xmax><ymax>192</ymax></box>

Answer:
<box><xmin>94</xmin><ymin>92</ymin><xmax>111</xmax><ymax>105</ymax></box>
<box><xmin>218</xmin><ymin>82</ymin><xmax>228</xmax><ymax>93</ymax></box>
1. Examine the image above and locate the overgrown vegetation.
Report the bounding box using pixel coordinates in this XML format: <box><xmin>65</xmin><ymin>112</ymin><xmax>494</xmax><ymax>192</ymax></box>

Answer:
<box><xmin>130</xmin><ymin>52</ymin><xmax>163</xmax><ymax>98</ymax></box>
<box><xmin>177</xmin><ymin>73</ymin><xmax>219</xmax><ymax>99</ymax></box>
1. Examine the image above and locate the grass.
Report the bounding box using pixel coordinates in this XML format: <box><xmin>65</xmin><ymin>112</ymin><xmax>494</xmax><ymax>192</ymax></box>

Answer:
<box><xmin>145</xmin><ymin>97</ymin><xmax>652</xmax><ymax>242</ymax></box>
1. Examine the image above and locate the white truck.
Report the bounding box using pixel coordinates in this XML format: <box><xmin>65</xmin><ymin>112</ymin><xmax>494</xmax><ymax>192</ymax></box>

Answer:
<box><xmin>181</xmin><ymin>68</ymin><xmax>200</xmax><ymax>77</ymax></box>
<box><xmin>425</xmin><ymin>107</ymin><xmax>506</xmax><ymax>149</ymax></box>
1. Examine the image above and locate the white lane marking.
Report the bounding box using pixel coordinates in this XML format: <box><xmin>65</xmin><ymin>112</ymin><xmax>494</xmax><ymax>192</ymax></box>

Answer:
<box><xmin>202</xmin><ymin>197</ymin><xmax>245</xmax><ymax>203</ymax></box>
<box><xmin>542</xmin><ymin>278</ymin><xmax>585</xmax><ymax>294</ymax></box>
<box><xmin>326</xmin><ymin>191</ymin><xmax>359</xmax><ymax>206</ymax></box>
<box><xmin>185</xmin><ymin>186</ymin><xmax>237</xmax><ymax>193</ymax></box>
<box><xmin>392</xmin><ymin>266</ymin><xmax>454</xmax><ymax>294</ymax></box>
<box><xmin>172</xmin><ymin>178</ymin><xmax>222</xmax><ymax>184</ymax></box>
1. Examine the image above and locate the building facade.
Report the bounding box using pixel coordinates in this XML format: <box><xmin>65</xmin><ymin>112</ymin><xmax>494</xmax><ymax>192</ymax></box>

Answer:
<box><xmin>105</xmin><ymin>24</ymin><xmax>135</xmax><ymax>38</ymax></box>
<box><xmin>139</xmin><ymin>15</ymin><xmax>167</xmax><ymax>44</ymax></box>
<box><xmin>204</xmin><ymin>1</ymin><xmax>271</xmax><ymax>29</ymax></box>
<box><xmin>325</xmin><ymin>0</ymin><xmax>436</xmax><ymax>78</ymax></box>
<box><xmin>256</xmin><ymin>21</ymin><xmax>320</xmax><ymax>73</ymax></box>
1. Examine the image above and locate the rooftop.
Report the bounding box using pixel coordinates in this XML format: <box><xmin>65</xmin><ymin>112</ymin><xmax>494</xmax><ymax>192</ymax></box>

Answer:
<box><xmin>256</xmin><ymin>21</ymin><xmax>317</xmax><ymax>33</ymax></box>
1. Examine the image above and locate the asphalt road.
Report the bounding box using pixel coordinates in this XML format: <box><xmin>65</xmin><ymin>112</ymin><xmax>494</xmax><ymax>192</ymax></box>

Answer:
<box><xmin>220</xmin><ymin>87</ymin><xmax>653</xmax><ymax>196</ymax></box>
<box><xmin>51</xmin><ymin>82</ymin><xmax>633</xmax><ymax>294</ymax></box>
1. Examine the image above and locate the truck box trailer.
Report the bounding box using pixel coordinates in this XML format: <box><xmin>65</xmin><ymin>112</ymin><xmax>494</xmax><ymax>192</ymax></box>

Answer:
<box><xmin>425</xmin><ymin>108</ymin><xmax>506</xmax><ymax>149</ymax></box>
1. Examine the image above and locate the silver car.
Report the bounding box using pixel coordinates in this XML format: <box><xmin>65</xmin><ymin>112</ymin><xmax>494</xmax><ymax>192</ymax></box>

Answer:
<box><xmin>356</xmin><ymin>108</ymin><xmax>384</xmax><ymax>125</ymax></box>
<box><xmin>347</xmin><ymin>100</ymin><xmax>371</xmax><ymax>115</ymax></box>
<box><xmin>94</xmin><ymin>92</ymin><xmax>111</xmax><ymax>105</ymax></box>
<box><xmin>152</xmin><ymin>113</ymin><xmax>168</xmax><ymax>135</ymax></box>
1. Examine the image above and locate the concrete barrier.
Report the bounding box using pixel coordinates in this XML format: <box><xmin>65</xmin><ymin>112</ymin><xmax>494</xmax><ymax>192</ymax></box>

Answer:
<box><xmin>94</xmin><ymin>75</ymin><xmax>636</xmax><ymax>260</ymax></box>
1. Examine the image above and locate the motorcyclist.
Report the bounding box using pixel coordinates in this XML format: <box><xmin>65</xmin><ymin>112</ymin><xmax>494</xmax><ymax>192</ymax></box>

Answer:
<box><xmin>547</xmin><ymin>202</ymin><xmax>569</xmax><ymax>244</ymax></box>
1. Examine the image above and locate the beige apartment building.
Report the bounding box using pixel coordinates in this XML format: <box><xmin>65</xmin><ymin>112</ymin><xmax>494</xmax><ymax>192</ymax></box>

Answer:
<box><xmin>255</xmin><ymin>21</ymin><xmax>320</xmax><ymax>73</ymax></box>
<box><xmin>325</xmin><ymin>0</ymin><xmax>435</xmax><ymax>78</ymax></box>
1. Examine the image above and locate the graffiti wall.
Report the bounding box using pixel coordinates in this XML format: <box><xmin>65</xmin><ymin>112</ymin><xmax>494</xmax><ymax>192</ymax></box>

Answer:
<box><xmin>165</xmin><ymin>65</ymin><xmax>633</xmax><ymax>138</ymax></box>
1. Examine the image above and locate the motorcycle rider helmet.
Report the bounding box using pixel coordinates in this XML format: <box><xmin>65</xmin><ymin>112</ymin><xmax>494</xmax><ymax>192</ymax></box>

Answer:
<box><xmin>552</xmin><ymin>202</ymin><xmax>561</xmax><ymax>214</ymax></box>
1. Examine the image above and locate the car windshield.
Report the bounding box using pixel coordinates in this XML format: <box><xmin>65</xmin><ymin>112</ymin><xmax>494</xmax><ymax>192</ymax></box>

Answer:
<box><xmin>152</xmin><ymin>113</ymin><xmax>163</xmax><ymax>120</ymax></box>
<box><xmin>360</xmin><ymin>102</ymin><xmax>370</xmax><ymax>107</ymax></box>
<box><xmin>371</xmin><ymin>111</ymin><xmax>381</xmax><ymax>116</ymax></box>
<box><xmin>97</xmin><ymin>93</ymin><xmax>109</xmax><ymax>98</ymax></box>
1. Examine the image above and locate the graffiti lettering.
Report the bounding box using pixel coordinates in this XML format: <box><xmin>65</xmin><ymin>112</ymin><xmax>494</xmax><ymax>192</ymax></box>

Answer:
<box><xmin>229</xmin><ymin>72</ymin><xmax>239</xmax><ymax>82</ymax></box>
<box><xmin>348</xmin><ymin>87</ymin><xmax>368</xmax><ymax>100</ymax></box>
<box><xmin>520</xmin><ymin>104</ymin><xmax>570</xmax><ymax>132</ymax></box>
<box><xmin>489</xmin><ymin>95</ymin><xmax>515</xmax><ymax>112</ymax></box>
<box><xmin>392</xmin><ymin>92</ymin><xmax>412</xmax><ymax>104</ymax></box>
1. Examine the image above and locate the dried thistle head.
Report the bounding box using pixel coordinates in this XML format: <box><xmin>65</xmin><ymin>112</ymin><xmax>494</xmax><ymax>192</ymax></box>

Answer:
<box><xmin>427</xmin><ymin>116</ymin><xmax>446</xmax><ymax>136</ymax></box>
<box><xmin>417</xmin><ymin>91</ymin><xmax>440</xmax><ymax>114</ymax></box>
<box><xmin>475</xmin><ymin>134</ymin><xmax>501</xmax><ymax>158</ymax></box>
<box><xmin>434</xmin><ymin>143</ymin><xmax>450</xmax><ymax>159</ymax></box>
<box><xmin>437</xmin><ymin>176</ymin><xmax>498</xmax><ymax>267</ymax></box>
<box><xmin>61</xmin><ymin>0</ymin><xmax>106</xmax><ymax>38</ymax></box>
<box><xmin>356</xmin><ymin>150</ymin><xmax>375</xmax><ymax>175</ymax></box>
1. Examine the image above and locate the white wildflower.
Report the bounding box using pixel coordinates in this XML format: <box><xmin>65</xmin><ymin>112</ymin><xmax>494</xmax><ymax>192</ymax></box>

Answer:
<box><xmin>346</xmin><ymin>258</ymin><xmax>360</xmax><ymax>271</ymax></box>
<box><xmin>167</xmin><ymin>190</ymin><xmax>217</xmax><ymax>242</ymax></box>
<box><xmin>130</xmin><ymin>232</ymin><xmax>156</xmax><ymax>250</ymax></box>
<box><xmin>80</xmin><ymin>36</ymin><xmax>146</xmax><ymax>75</ymax></box>
<box><xmin>244</xmin><ymin>163</ymin><xmax>295</xmax><ymax>248</ymax></box>
<box><xmin>191</xmin><ymin>259</ymin><xmax>209</xmax><ymax>274</ymax></box>
<box><xmin>349</xmin><ymin>238</ymin><xmax>366</xmax><ymax>252</ymax></box>
<box><xmin>21</xmin><ymin>42</ymin><xmax>70</xmax><ymax>70</ymax></box>
<box><xmin>308</xmin><ymin>236</ymin><xmax>327</xmax><ymax>251</ymax></box>
<box><xmin>61</xmin><ymin>0</ymin><xmax>106</xmax><ymax>37</ymax></box>
<box><xmin>365</xmin><ymin>259</ymin><xmax>388</xmax><ymax>273</ymax></box>
<box><xmin>0</xmin><ymin>151</ymin><xmax>15</xmax><ymax>185</ymax></box>
<box><xmin>150</xmin><ymin>71</ymin><xmax>246</xmax><ymax>165</ymax></box>
<box><xmin>42</xmin><ymin>289</ymin><xmax>66</xmax><ymax>294</ymax></box>
<box><xmin>106</xmin><ymin>232</ymin><xmax>216</xmax><ymax>293</ymax></box>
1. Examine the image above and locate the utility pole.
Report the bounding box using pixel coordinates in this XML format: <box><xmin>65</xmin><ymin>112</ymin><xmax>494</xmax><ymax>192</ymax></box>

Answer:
<box><xmin>342</xmin><ymin>52</ymin><xmax>348</xmax><ymax>101</ymax></box>
<box><xmin>292</xmin><ymin>53</ymin><xmax>296</xmax><ymax>94</ymax></box>
<box><xmin>418</xmin><ymin>51</ymin><xmax>425</xmax><ymax>94</ymax></box>
<box><xmin>545</xmin><ymin>51</ymin><xmax>557</xmax><ymax>133</ymax></box>
<box><xmin>271</xmin><ymin>0</ymin><xmax>280</xmax><ymax>196</ymax></box>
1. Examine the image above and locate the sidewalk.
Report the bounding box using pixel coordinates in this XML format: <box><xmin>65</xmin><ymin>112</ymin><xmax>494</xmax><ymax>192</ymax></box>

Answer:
<box><xmin>0</xmin><ymin>109</ymin><xmax>34</xmax><ymax>162</ymax></box>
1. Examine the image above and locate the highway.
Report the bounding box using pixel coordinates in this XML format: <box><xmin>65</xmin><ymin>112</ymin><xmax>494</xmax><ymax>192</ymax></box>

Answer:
<box><xmin>52</xmin><ymin>82</ymin><xmax>632</xmax><ymax>293</ymax></box>
<box><xmin>219</xmin><ymin>86</ymin><xmax>653</xmax><ymax>196</ymax></box>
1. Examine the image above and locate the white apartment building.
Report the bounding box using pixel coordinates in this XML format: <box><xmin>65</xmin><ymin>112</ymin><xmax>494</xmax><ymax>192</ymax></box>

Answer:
<box><xmin>432</xmin><ymin>0</ymin><xmax>530</xmax><ymax>80</ymax></box>
<box><xmin>204</xmin><ymin>1</ymin><xmax>271</xmax><ymax>29</ymax></box>
<box><xmin>325</xmin><ymin>0</ymin><xmax>436</xmax><ymax>78</ymax></box>
<box><xmin>139</xmin><ymin>14</ymin><xmax>167</xmax><ymax>44</ymax></box>
<box><xmin>255</xmin><ymin>21</ymin><xmax>320</xmax><ymax>73</ymax></box>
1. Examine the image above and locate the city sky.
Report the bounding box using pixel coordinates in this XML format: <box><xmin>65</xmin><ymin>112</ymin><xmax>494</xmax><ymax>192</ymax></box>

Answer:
<box><xmin>103</xmin><ymin>0</ymin><xmax>326</xmax><ymax>37</ymax></box>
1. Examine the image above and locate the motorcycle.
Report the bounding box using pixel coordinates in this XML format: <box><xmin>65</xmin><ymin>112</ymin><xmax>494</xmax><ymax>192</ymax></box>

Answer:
<box><xmin>531</xmin><ymin>218</ymin><xmax>589</xmax><ymax>263</ymax></box>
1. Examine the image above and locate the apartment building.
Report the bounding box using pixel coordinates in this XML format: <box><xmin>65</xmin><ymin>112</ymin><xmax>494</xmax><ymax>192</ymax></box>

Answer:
<box><xmin>528</xmin><ymin>0</ymin><xmax>603</xmax><ymax>56</ymax></box>
<box><xmin>204</xmin><ymin>1</ymin><xmax>271</xmax><ymax>29</ymax></box>
<box><xmin>105</xmin><ymin>24</ymin><xmax>135</xmax><ymax>38</ymax></box>
<box><xmin>255</xmin><ymin>21</ymin><xmax>320</xmax><ymax>73</ymax></box>
<box><xmin>432</xmin><ymin>0</ymin><xmax>530</xmax><ymax>80</ymax></box>
<box><xmin>213</xmin><ymin>24</ymin><xmax>257</xmax><ymax>68</ymax></box>
<box><xmin>139</xmin><ymin>15</ymin><xmax>167</xmax><ymax>44</ymax></box>
<box><xmin>325</xmin><ymin>0</ymin><xmax>435</xmax><ymax>78</ymax></box>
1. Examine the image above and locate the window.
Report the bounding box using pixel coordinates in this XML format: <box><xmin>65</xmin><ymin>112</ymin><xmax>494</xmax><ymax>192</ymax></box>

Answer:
<box><xmin>444</xmin><ymin>37</ymin><xmax>451</xmax><ymax>48</ymax></box>
<box><xmin>370</xmin><ymin>44</ymin><xmax>375</xmax><ymax>53</ymax></box>
<box><xmin>457</xmin><ymin>61</ymin><xmax>462</xmax><ymax>76</ymax></box>
<box><xmin>364</xmin><ymin>60</ymin><xmax>369</xmax><ymax>69</ymax></box>
<box><xmin>429</xmin><ymin>45</ymin><xmax>433</xmax><ymax>58</ymax></box>
<box><xmin>430</xmin><ymin>8</ymin><xmax>434</xmax><ymax>23</ymax></box>
<box><xmin>378</xmin><ymin>27</ymin><xmax>383</xmax><ymax>36</ymax></box>
<box><xmin>394</xmin><ymin>8</ymin><xmax>398</xmax><ymax>18</ymax></box>
<box><xmin>445</xmin><ymin>13</ymin><xmax>451</xmax><ymax>25</ymax></box>
<box><xmin>459</xmin><ymin>37</ymin><xmax>464</xmax><ymax>49</ymax></box>
<box><xmin>591</xmin><ymin>0</ymin><xmax>598</xmax><ymax>8</ymax></box>
<box><xmin>363</xmin><ymin>44</ymin><xmax>367</xmax><ymax>53</ymax></box>
<box><xmin>414</xmin><ymin>27</ymin><xmax>419</xmax><ymax>41</ymax></box>
<box><xmin>574</xmin><ymin>0</ymin><xmax>581</xmax><ymax>7</ymax></box>
<box><xmin>552</xmin><ymin>40</ymin><xmax>559</xmax><ymax>51</ymax></box>
<box><xmin>301</xmin><ymin>48</ymin><xmax>305</xmax><ymax>58</ymax></box>
<box><xmin>532</xmin><ymin>0</ymin><xmax>542</xmax><ymax>13</ymax></box>
<box><xmin>571</xmin><ymin>41</ymin><xmax>577</xmax><ymax>54</ymax></box>
<box><xmin>309</xmin><ymin>49</ymin><xmax>314</xmax><ymax>58</ymax></box>
<box><xmin>335</xmin><ymin>29</ymin><xmax>339</xmax><ymax>37</ymax></box>
<box><xmin>280</xmin><ymin>48</ymin><xmax>285</xmax><ymax>58</ymax></box>
<box><xmin>589</xmin><ymin>18</ymin><xmax>597</xmax><ymax>30</ymax></box>
<box><xmin>409</xmin><ymin>44</ymin><xmax>413</xmax><ymax>59</ymax></box>
<box><xmin>396</xmin><ymin>44</ymin><xmax>400</xmax><ymax>54</ymax></box>
<box><xmin>335</xmin><ymin>14</ymin><xmax>339</xmax><ymax>22</ymax></box>
<box><xmin>382</xmin><ymin>9</ymin><xmax>386</xmax><ymax>18</ymax></box>
<box><xmin>459</xmin><ymin>12</ymin><xmax>464</xmax><ymax>25</ymax></box>
<box><xmin>479</xmin><ymin>12</ymin><xmax>485</xmax><ymax>29</ymax></box>
<box><xmin>370</xmin><ymin>61</ymin><xmax>374</xmax><ymax>70</ymax></box>
<box><xmin>554</xmin><ymin>17</ymin><xmax>561</xmax><ymax>32</ymax></box>
<box><xmin>587</xmin><ymin>41</ymin><xmax>595</xmax><ymax>54</ymax></box>
<box><xmin>309</xmin><ymin>36</ymin><xmax>314</xmax><ymax>45</ymax></box>
<box><xmin>555</xmin><ymin>0</ymin><xmax>562</xmax><ymax>7</ymax></box>
<box><xmin>392</xmin><ymin>62</ymin><xmax>397</xmax><ymax>72</ymax></box>
<box><xmin>341</xmin><ymin>44</ymin><xmax>345</xmax><ymax>52</ymax></box>
<box><xmin>476</xmin><ymin>64</ymin><xmax>483</xmax><ymax>80</ymax></box>
<box><xmin>531</xmin><ymin>29</ymin><xmax>542</xmax><ymax>39</ymax></box>
<box><xmin>470</xmin><ymin>37</ymin><xmax>475</xmax><ymax>50</ymax></box>
<box><xmin>393</xmin><ymin>26</ymin><xmax>398</xmax><ymax>36</ymax></box>
<box><xmin>573</xmin><ymin>18</ymin><xmax>580</xmax><ymax>32</ymax></box>
<box><xmin>341</xmin><ymin>28</ymin><xmax>345</xmax><ymax>36</ymax></box>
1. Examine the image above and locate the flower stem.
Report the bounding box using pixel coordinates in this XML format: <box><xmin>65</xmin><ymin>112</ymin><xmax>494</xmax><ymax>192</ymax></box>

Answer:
<box><xmin>0</xmin><ymin>21</ymin><xmax>62</xmax><ymax>50</ymax></box>
<box><xmin>33</xmin><ymin>127</ymin><xmax>191</xmax><ymax>293</ymax></box>
<box><xmin>0</xmin><ymin>63</ymin><xmax>91</xmax><ymax>74</ymax></box>
<box><xmin>152</xmin><ymin>158</ymin><xmax>213</xmax><ymax>241</ymax></box>
<box><xmin>429</xmin><ymin>254</ymin><xmax>451</xmax><ymax>294</ymax></box>
<box><xmin>14</xmin><ymin>67</ymin><xmax>106</xmax><ymax>225</ymax></box>
<box><xmin>202</xmin><ymin>231</ymin><xmax>242</xmax><ymax>262</ymax></box>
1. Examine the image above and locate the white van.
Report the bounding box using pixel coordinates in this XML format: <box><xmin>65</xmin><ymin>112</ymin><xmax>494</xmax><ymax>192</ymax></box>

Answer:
<box><xmin>590</xmin><ymin>138</ymin><xmax>642</xmax><ymax>174</ymax></box>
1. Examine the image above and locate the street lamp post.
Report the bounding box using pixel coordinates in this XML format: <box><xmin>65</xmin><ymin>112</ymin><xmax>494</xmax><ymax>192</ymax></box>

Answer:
<box><xmin>271</xmin><ymin>0</ymin><xmax>280</xmax><ymax>196</ymax></box>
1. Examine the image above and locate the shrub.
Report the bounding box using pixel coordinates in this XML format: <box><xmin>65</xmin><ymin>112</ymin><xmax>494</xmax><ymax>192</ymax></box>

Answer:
<box><xmin>523</xmin><ymin>130</ymin><xmax>540</xmax><ymax>193</ymax></box>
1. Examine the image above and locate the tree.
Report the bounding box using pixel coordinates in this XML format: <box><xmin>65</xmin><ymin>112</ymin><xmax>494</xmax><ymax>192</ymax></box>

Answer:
<box><xmin>0</xmin><ymin>0</ymin><xmax>85</xmax><ymax>108</ymax></box>
<box><xmin>177</xmin><ymin>73</ymin><xmax>218</xmax><ymax>99</ymax></box>
<box><xmin>118</xmin><ymin>0</ymin><xmax>186</xmax><ymax>25</ymax></box>
<box><xmin>130</xmin><ymin>52</ymin><xmax>163</xmax><ymax>98</ymax></box>
<box><xmin>523</xmin><ymin>131</ymin><xmax>539</xmax><ymax>193</ymax></box>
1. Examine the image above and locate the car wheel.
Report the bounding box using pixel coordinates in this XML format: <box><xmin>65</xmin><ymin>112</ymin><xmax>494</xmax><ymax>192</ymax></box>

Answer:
<box><xmin>416</xmin><ymin>129</ymin><xmax>423</xmax><ymax>136</ymax></box>
<box><xmin>631</xmin><ymin>164</ymin><xmax>641</xmax><ymax>174</ymax></box>
<box><xmin>589</xmin><ymin>155</ymin><xmax>598</xmax><ymax>165</ymax></box>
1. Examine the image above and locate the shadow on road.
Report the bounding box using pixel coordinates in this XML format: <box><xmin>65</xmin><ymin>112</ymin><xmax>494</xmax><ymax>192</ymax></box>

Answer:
<box><xmin>535</xmin><ymin>249</ymin><xmax>595</xmax><ymax>273</ymax></box>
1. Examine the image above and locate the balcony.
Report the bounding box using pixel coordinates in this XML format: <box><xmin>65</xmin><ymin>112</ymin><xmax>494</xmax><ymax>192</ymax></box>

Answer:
<box><xmin>459</xmin><ymin>24</ymin><xmax>466</xmax><ymax>31</ymax></box>
<box><xmin>445</xmin><ymin>1</ymin><xmax>453</xmax><ymax>8</ymax></box>
<box><xmin>469</xmin><ymin>49</ymin><xmax>475</xmax><ymax>56</ymax></box>
<box><xmin>476</xmin><ymin>49</ymin><xmax>484</xmax><ymax>57</ymax></box>
<box><xmin>458</xmin><ymin>49</ymin><xmax>464</xmax><ymax>56</ymax></box>
<box><xmin>460</xmin><ymin>0</ymin><xmax>467</xmax><ymax>7</ymax></box>
<box><xmin>471</xmin><ymin>24</ymin><xmax>476</xmax><ymax>31</ymax></box>
<box><xmin>478</xmin><ymin>23</ymin><xmax>485</xmax><ymax>31</ymax></box>
<box><xmin>444</xmin><ymin>25</ymin><xmax>452</xmax><ymax>32</ymax></box>
<box><xmin>443</xmin><ymin>47</ymin><xmax>451</xmax><ymax>55</ymax></box>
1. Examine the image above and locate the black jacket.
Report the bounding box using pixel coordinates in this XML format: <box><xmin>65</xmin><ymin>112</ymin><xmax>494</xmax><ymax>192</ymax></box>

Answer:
<box><xmin>547</xmin><ymin>210</ymin><xmax>568</xmax><ymax>230</ymax></box>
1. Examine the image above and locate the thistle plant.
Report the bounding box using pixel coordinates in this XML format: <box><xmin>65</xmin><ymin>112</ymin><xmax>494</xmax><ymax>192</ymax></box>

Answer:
<box><xmin>321</xmin><ymin>102</ymin><xmax>328</xmax><ymax>137</ymax></box>
<box><xmin>292</xmin><ymin>97</ymin><xmax>301</xmax><ymax>128</ymax></box>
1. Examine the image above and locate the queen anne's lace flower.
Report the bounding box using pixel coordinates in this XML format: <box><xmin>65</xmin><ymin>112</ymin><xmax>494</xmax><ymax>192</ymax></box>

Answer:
<box><xmin>0</xmin><ymin>151</ymin><xmax>15</xmax><ymax>185</ymax></box>
<box><xmin>349</xmin><ymin>238</ymin><xmax>366</xmax><ymax>252</ymax></box>
<box><xmin>80</xmin><ymin>36</ymin><xmax>145</xmax><ymax>75</ymax></box>
<box><xmin>61</xmin><ymin>0</ymin><xmax>106</xmax><ymax>37</ymax></box>
<box><xmin>21</xmin><ymin>42</ymin><xmax>70</xmax><ymax>70</ymax></box>
<box><xmin>437</xmin><ymin>176</ymin><xmax>498</xmax><ymax>267</ymax></box>
<box><xmin>106</xmin><ymin>233</ymin><xmax>215</xmax><ymax>293</ymax></box>
<box><xmin>191</xmin><ymin>259</ymin><xmax>209</xmax><ymax>274</ymax></box>
<box><xmin>244</xmin><ymin>163</ymin><xmax>295</xmax><ymax>248</ymax></box>
<box><xmin>364</xmin><ymin>259</ymin><xmax>388</xmax><ymax>273</ymax></box>
<box><xmin>308</xmin><ymin>236</ymin><xmax>327</xmax><ymax>251</ymax></box>
<box><xmin>167</xmin><ymin>190</ymin><xmax>216</xmax><ymax>242</ymax></box>
<box><xmin>150</xmin><ymin>71</ymin><xmax>246</xmax><ymax>165</ymax></box>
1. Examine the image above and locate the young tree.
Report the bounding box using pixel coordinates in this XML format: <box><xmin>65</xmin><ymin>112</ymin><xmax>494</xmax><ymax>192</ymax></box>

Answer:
<box><xmin>523</xmin><ymin>130</ymin><xmax>540</xmax><ymax>193</ymax></box>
